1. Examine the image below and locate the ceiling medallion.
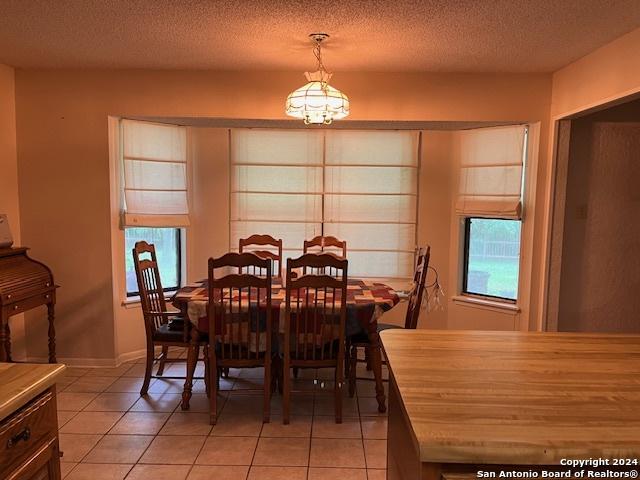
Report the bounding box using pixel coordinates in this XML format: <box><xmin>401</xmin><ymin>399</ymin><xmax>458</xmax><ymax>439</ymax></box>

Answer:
<box><xmin>285</xmin><ymin>33</ymin><xmax>350</xmax><ymax>125</ymax></box>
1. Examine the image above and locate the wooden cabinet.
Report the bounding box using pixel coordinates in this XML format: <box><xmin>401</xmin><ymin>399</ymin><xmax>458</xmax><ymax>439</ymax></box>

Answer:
<box><xmin>0</xmin><ymin>387</ymin><xmax>61</xmax><ymax>480</ymax></box>
<box><xmin>382</xmin><ymin>329</ymin><xmax>640</xmax><ymax>480</ymax></box>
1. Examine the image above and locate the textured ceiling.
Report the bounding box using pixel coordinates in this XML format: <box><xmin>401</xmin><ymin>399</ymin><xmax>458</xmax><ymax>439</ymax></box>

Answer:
<box><xmin>1</xmin><ymin>0</ymin><xmax>639</xmax><ymax>72</ymax></box>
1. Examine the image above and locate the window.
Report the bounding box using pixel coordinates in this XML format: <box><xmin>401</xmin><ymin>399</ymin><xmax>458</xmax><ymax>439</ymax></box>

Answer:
<box><xmin>124</xmin><ymin>227</ymin><xmax>182</xmax><ymax>296</ymax></box>
<box><xmin>230</xmin><ymin>129</ymin><xmax>419</xmax><ymax>279</ymax></box>
<box><xmin>456</xmin><ymin>125</ymin><xmax>528</xmax><ymax>302</ymax></box>
<box><xmin>463</xmin><ymin>218</ymin><xmax>521</xmax><ymax>301</ymax></box>
<box><xmin>119</xmin><ymin>119</ymin><xmax>189</xmax><ymax>298</ymax></box>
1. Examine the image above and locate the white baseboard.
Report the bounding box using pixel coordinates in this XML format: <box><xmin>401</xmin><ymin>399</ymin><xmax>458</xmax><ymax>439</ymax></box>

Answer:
<box><xmin>24</xmin><ymin>347</ymin><xmax>161</xmax><ymax>368</ymax></box>
<box><xmin>24</xmin><ymin>356</ymin><xmax>122</xmax><ymax>367</ymax></box>
<box><xmin>116</xmin><ymin>348</ymin><xmax>149</xmax><ymax>365</ymax></box>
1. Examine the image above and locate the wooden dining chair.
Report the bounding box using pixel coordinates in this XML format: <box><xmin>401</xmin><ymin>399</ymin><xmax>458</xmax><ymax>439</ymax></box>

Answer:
<box><xmin>133</xmin><ymin>241</ymin><xmax>209</xmax><ymax>396</ymax></box>
<box><xmin>239</xmin><ymin>234</ymin><xmax>283</xmax><ymax>276</ymax></box>
<box><xmin>303</xmin><ymin>235</ymin><xmax>347</xmax><ymax>257</ymax></box>
<box><xmin>283</xmin><ymin>253</ymin><xmax>348</xmax><ymax>424</ymax></box>
<box><xmin>346</xmin><ymin>246</ymin><xmax>431</xmax><ymax>397</ymax></box>
<box><xmin>207</xmin><ymin>252</ymin><xmax>273</xmax><ymax>424</ymax></box>
<box><xmin>302</xmin><ymin>236</ymin><xmax>347</xmax><ymax>277</ymax></box>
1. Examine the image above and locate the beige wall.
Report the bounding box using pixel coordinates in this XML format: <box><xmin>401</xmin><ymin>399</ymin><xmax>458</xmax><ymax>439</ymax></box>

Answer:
<box><xmin>540</xmin><ymin>26</ymin><xmax>640</xmax><ymax>330</ymax></box>
<box><xmin>551</xmin><ymin>28</ymin><xmax>640</xmax><ymax>118</ymax></box>
<box><xmin>414</xmin><ymin>131</ymin><xmax>453</xmax><ymax>330</ymax></box>
<box><xmin>188</xmin><ymin>128</ymin><xmax>231</xmax><ymax>281</ymax></box>
<box><xmin>0</xmin><ymin>65</ymin><xmax>20</xmax><ymax>240</ymax></box>
<box><xmin>14</xmin><ymin>69</ymin><xmax>551</xmax><ymax>363</ymax></box>
<box><xmin>0</xmin><ymin>64</ymin><xmax>26</xmax><ymax>360</ymax></box>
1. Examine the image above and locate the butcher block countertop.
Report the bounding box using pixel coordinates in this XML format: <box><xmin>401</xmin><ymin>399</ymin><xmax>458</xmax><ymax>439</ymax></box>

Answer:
<box><xmin>0</xmin><ymin>362</ymin><xmax>66</xmax><ymax>421</ymax></box>
<box><xmin>380</xmin><ymin>329</ymin><xmax>640</xmax><ymax>465</ymax></box>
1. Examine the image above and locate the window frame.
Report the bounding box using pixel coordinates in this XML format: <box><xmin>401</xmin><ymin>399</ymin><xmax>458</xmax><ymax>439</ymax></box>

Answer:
<box><xmin>461</xmin><ymin>217</ymin><xmax>521</xmax><ymax>303</ymax></box>
<box><xmin>125</xmin><ymin>227</ymin><xmax>183</xmax><ymax>298</ymax></box>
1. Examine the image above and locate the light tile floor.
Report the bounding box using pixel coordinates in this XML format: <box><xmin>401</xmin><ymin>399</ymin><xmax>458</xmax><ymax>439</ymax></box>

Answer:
<box><xmin>57</xmin><ymin>348</ymin><xmax>388</xmax><ymax>480</ymax></box>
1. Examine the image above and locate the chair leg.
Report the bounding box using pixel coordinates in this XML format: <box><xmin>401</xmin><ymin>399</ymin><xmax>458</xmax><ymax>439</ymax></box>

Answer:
<box><xmin>335</xmin><ymin>365</ymin><xmax>343</xmax><ymax>424</ymax></box>
<box><xmin>140</xmin><ymin>340</ymin><xmax>155</xmax><ymax>396</ymax></box>
<box><xmin>277</xmin><ymin>356</ymin><xmax>284</xmax><ymax>394</ymax></box>
<box><xmin>344</xmin><ymin>339</ymin><xmax>351</xmax><ymax>378</ymax></box>
<box><xmin>263</xmin><ymin>355</ymin><xmax>271</xmax><ymax>423</ymax></box>
<box><xmin>181</xmin><ymin>330</ymin><xmax>200</xmax><ymax>411</ymax></box>
<box><xmin>283</xmin><ymin>357</ymin><xmax>291</xmax><ymax>424</ymax></box>
<box><xmin>270</xmin><ymin>355</ymin><xmax>279</xmax><ymax>394</ymax></box>
<box><xmin>367</xmin><ymin>336</ymin><xmax>387</xmax><ymax>414</ymax></box>
<box><xmin>156</xmin><ymin>345</ymin><xmax>169</xmax><ymax>376</ymax></box>
<box><xmin>348</xmin><ymin>345</ymin><xmax>357</xmax><ymax>398</ymax></box>
<box><xmin>365</xmin><ymin>346</ymin><xmax>372</xmax><ymax>371</ymax></box>
<box><xmin>209</xmin><ymin>349</ymin><xmax>218</xmax><ymax>424</ymax></box>
<box><xmin>203</xmin><ymin>345</ymin><xmax>210</xmax><ymax>398</ymax></box>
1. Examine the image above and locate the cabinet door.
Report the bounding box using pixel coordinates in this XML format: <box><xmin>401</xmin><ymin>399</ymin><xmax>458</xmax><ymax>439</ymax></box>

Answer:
<box><xmin>27</xmin><ymin>463</ymin><xmax>50</xmax><ymax>480</ymax></box>
<box><xmin>3</xmin><ymin>437</ymin><xmax>61</xmax><ymax>480</ymax></box>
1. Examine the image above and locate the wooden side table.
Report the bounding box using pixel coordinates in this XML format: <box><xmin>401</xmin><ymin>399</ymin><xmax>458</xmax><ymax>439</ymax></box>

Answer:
<box><xmin>0</xmin><ymin>247</ymin><xmax>58</xmax><ymax>363</ymax></box>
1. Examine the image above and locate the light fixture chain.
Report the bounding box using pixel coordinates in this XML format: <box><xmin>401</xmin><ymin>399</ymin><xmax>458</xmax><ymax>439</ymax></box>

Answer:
<box><xmin>314</xmin><ymin>39</ymin><xmax>325</xmax><ymax>75</ymax></box>
<box><xmin>285</xmin><ymin>32</ymin><xmax>349</xmax><ymax>125</ymax></box>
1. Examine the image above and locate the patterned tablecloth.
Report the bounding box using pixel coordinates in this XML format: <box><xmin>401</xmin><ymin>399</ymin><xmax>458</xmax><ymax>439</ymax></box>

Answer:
<box><xmin>172</xmin><ymin>278</ymin><xmax>400</xmax><ymax>338</ymax></box>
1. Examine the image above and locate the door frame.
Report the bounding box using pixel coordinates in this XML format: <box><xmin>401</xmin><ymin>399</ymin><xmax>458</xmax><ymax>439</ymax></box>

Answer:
<box><xmin>542</xmin><ymin>91</ymin><xmax>640</xmax><ymax>331</ymax></box>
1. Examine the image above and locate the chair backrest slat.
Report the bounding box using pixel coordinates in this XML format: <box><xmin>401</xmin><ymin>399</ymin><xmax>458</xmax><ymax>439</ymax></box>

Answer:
<box><xmin>133</xmin><ymin>241</ymin><xmax>168</xmax><ymax>334</ymax></box>
<box><xmin>239</xmin><ymin>234</ymin><xmax>283</xmax><ymax>277</ymax></box>
<box><xmin>404</xmin><ymin>246</ymin><xmax>431</xmax><ymax>329</ymax></box>
<box><xmin>302</xmin><ymin>236</ymin><xmax>347</xmax><ymax>277</ymax></box>
<box><xmin>285</xmin><ymin>253</ymin><xmax>348</xmax><ymax>365</ymax></box>
<box><xmin>303</xmin><ymin>235</ymin><xmax>347</xmax><ymax>257</ymax></box>
<box><xmin>208</xmin><ymin>252</ymin><xmax>272</xmax><ymax>363</ymax></box>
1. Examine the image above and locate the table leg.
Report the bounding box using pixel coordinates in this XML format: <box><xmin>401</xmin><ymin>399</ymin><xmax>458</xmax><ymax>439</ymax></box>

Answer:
<box><xmin>181</xmin><ymin>327</ymin><xmax>200</xmax><ymax>410</ymax></box>
<box><xmin>367</xmin><ymin>327</ymin><xmax>386</xmax><ymax>413</ymax></box>
<box><xmin>4</xmin><ymin>322</ymin><xmax>12</xmax><ymax>362</ymax></box>
<box><xmin>47</xmin><ymin>303</ymin><xmax>57</xmax><ymax>363</ymax></box>
<box><xmin>0</xmin><ymin>315</ymin><xmax>9</xmax><ymax>362</ymax></box>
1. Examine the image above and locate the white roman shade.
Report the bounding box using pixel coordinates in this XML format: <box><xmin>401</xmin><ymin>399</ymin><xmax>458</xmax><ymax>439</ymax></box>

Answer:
<box><xmin>230</xmin><ymin>129</ymin><xmax>324</xmax><ymax>259</ymax></box>
<box><xmin>324</xmin><ymin>130</ymin><xmax>419</xmax><ymax>278</ymax></box>
<box><xmin>456</xmin><ymin>125</ymin><xmax>527</xmax><ymax>219</ymax></box>
<box><xmin>230</xmin><ymin>129</ymin><xmax>419</xmax><ymax>279</ymax></box>
<box><xmin>121</xmin><ymin>120</ymin><xmax>190</xmax><ymax>227</ymax></box>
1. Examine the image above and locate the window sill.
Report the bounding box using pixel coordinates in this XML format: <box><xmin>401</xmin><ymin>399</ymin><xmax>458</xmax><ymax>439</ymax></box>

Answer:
<box><xmin>451</xmin><ymin>294</ymin><xmax>520</xmax><ymax>314</ymax></box>
<box><xmin>122</xmin><ymin>297</ymin><xmax>142</xmax><ymax>309</ymax></box>
<box><xmin>121</xmin><ymin>292</ymin><xmax>176</xmax><ymax>309</ymax></box>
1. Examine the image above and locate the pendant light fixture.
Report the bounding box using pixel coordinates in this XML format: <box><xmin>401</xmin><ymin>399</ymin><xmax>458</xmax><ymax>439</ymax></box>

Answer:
<box><xmin>285</xmin><ymin>33</ymin><xmax>350</xmax><ymax>125</ymax></box>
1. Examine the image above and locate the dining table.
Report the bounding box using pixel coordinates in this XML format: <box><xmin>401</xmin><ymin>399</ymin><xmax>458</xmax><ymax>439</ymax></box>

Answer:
<box><xmin>172</xmin><ymin>277</ymin><xmax>401</xmax><ymax>411</ymax></box>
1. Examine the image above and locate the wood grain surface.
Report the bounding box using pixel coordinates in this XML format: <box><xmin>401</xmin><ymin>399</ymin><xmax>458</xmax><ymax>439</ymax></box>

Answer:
<box><xmin>380</xmin><ymin>329</ymin><xmax>640</xmax><ymax>465</ymax></box>
<box><xmin>0</xmin><ymin>362</ymin><xmax>65</xmax><ymax>421</ymax></box>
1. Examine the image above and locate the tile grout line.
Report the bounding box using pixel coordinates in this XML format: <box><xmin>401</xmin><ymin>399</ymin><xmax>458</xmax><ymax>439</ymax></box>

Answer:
<box><xmin>356</xmin><ymin>386</ymin><xmax>373</xmax><ymax>477</ymax></box>
<box><xmin>120</xmin><ymin>361</ymin><xmax>189</xmax><ymax>479</ymax></box>
<box><xmin>244</xmin><ymin>415</ymin><xmax>264</xmax><ymax>479</ymax></box>
<box><xmin>306</xmin><ymin>375</ymin><xmax>316</xmax><ymax>480</ymax></box>
<box><xmin>59</xmin><ymin>356</ymin><xmax>387</xmax><ymax>479</ymax></box>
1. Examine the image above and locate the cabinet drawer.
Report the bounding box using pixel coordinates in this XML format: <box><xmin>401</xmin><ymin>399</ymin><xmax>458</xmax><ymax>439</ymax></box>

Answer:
<box><xmin>0</xmin><ymin>390</ymin><xmax>57</xmax><ymax>473</ymax></box>
<box><xmin>2</xmin><ymin>291</ymin><xmax>54</xmax><ymax>317</ymax></box>
<box><xmin>4</xmin><ymin>437</ymin><xmax>58</xmax><ymax>480</ymax></box>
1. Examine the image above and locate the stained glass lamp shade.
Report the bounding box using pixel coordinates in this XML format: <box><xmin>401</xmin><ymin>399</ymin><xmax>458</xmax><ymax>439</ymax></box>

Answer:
<box><xmin>286</xmin><ymin>70</ymin><xmax>349</xmax><ymax>125</ymax></box>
